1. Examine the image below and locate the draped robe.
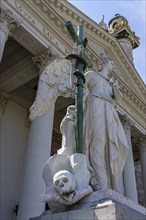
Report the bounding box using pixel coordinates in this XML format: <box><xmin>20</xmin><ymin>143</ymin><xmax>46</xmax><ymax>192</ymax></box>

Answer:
<box><xmin>83</xmin><ymin>71</ymin><xmax>129</xmax><ymax>191</ymax></box>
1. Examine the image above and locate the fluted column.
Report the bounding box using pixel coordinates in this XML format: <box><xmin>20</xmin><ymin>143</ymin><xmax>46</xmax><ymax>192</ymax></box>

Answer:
<box><xmin>139</xmin><ymin>137</ymin><xmax>146</xmax><ymax>206</ymax></box>
<box><xmin>17</xmin><ymin>53</ymin><xmax>57</xmax><ymax>220</ymax></box>
<box><xmin>122</xmin><ymin>115</ymin><xmax>138</xmax><ymax>203</ymax></box>
<box><xmin>0</xmin><ymin>8</ymin><xmax>21</xmax><ymax>62</ymax></box>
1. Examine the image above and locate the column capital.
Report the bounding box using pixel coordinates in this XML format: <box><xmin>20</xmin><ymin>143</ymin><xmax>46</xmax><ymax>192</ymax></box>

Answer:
<box><xmin>0</xmin><ymin>7</ymin><xmax>21</xmax><ymax>37</ymax></box>
<box><xmin>121</xmin><ymin>114</ymin><xmax>134</xmax><ymax>135</ymax></box>
<box><xmin>0</xmin><ymin>91</ymin><xmax>10</xmax><ymax>116</ymax></box>
<box><xmin>32</xmin><ymin>47</ymin><xmax>60</xmax><ymax>73</ymax></box>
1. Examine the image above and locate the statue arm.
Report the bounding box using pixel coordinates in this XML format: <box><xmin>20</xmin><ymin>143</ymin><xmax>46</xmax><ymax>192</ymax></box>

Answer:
<box><xmin>111</xmin><ymin>79</ymin><xmax>123</xmax><ymax>101</ymax></box>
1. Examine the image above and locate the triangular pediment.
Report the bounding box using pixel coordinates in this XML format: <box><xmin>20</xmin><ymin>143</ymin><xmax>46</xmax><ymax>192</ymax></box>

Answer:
<box><xmin>1</xmin><ymin>0</ymin><xmax>145</xmax><ymax>131</ymax></box>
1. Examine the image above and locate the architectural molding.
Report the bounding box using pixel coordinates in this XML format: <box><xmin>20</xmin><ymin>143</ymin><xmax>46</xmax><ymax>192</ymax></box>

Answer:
<box><xmin>1</xmin><ymin>0</ymin><xmax>145</xmax><ymax>97</ymax></box>
<box><xmin>0</xmin><ymin>7</ymin><xmax>21</xmax><ymax>37</ymax></box>
<box><xmin>0</xmin><ymin>55</ymin><xmax>38</xmax><ymax>92</ymax></box>
<box><xmin>32</xmin><ymin>47</ymin><xmax>59</xmax><ymax>72</ymax></box>
<box><xmin>1</xmin><ymin>0</ymin><xmax>145</xmax><ymax>132</ymax></box>
<box><xmin>120</xmin><ymin>114</ymin><xmax>141</xmax><ymax>136</ymax></box>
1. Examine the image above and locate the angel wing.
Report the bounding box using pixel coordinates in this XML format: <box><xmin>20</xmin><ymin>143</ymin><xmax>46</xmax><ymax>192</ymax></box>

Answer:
<box><xmin>29</xmin><ymin>58</ymin><xmax>74</xmax><ymax>121</ymax></box>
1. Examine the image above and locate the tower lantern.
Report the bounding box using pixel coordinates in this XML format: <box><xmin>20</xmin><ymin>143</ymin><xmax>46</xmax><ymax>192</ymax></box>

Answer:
<box><xmin>108</xmin><ymin>14</ymin><xmax>140</xmax><ymax>62</ymax></box>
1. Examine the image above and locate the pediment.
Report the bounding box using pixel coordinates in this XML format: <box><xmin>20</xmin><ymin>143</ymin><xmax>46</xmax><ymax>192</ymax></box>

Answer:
<box><xmin>1</xmin><ymin>0</ymin><xmax>145</xmax><ymax>131</ymax></box>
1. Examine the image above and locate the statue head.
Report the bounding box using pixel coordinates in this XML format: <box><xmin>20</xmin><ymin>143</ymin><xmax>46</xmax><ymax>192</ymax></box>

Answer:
<box><xmin>98</xmin><ymin>57</ymin><xmax>114</xmax><ymax>75</ymax></box>
<box><xmin>53</xmin><ymin>170</ymin><xmax>76</xmax><ymax>195</ymax></box>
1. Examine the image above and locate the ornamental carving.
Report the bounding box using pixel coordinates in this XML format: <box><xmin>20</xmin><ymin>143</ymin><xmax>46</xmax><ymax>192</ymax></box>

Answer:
<box><xmin>0</xmin><ymin>7</ymin><xmax>21</xmax><ymax>36</ymax></box>
<box><xmin>32</xmin><ymin>47</ymin><xmax>59</xmax><ymax>72</ymax></box>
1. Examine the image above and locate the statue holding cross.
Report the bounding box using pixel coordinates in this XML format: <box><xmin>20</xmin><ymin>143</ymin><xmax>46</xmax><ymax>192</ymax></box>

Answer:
<box><xmin>30</xmin><ymin>20</ymin><xmax>128</xmax><ymax>211</ymax></box>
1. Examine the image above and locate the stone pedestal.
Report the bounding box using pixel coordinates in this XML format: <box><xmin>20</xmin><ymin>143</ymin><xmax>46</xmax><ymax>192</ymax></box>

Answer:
<box><xmin>30</xmin><ymin>190</ymin><xmax>146</xmax><ymax>220</ymax></box>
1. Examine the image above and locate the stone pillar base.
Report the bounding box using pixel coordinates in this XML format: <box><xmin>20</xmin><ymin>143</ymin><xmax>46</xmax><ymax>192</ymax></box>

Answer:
<box><xmin>30</xmin><ymin>190</ymin><xmax>146</xmax><ymax>220</ymax></box>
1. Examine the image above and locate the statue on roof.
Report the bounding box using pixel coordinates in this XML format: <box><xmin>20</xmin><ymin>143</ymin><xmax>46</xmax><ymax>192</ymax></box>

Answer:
<box><xmin>99</xmin><ymin>15</ymin><xmax>108</xmax><ymax>31</ymax></box>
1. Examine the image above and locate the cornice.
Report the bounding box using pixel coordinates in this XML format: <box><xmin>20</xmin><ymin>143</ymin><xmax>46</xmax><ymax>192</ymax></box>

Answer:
<box><xmin>8</xmin><ymin>0</ymin><xmax>145</xmax><ymax>96</ymax></box>
<box><xmin>46</xmin><ymin>0</ymin><xmax>145</xmax><ymax>89</ymax></box>
<box><xmin>1</xmin><ymin>0</ymin><xmax>145</xmax><ymax>130</ymax></box>
<box><xmin>0</xmin><ymin>55</ymin><xmax>38</xmax><ymax>92</ymax></box>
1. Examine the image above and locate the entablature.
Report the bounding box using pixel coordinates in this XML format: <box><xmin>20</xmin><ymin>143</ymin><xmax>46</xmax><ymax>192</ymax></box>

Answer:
<box><xmin>1</xmin><ymin>0</ymin><xmax>145</xmax><ymax>133</ymax></box>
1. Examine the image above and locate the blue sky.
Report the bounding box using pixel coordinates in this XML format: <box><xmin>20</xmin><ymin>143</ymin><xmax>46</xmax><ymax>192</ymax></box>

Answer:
<box><xmin>68</xmin><ymin>0</ymin><xmax>146</xmax><ymax>83</ymax></box>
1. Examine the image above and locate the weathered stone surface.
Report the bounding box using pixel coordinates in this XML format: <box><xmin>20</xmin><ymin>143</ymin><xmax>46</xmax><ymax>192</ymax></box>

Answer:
<box><xmin>30</xmin><ymin>199</ymin><xmax>145</xmax><ymax>220</ymax></box>
<box><xmin>30</xmin><ymin>190</ymin><xmax>146</xmax><ymax>220</ymax></box>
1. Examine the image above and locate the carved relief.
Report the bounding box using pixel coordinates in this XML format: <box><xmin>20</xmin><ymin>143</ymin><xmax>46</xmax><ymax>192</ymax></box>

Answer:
<box><xmin>0</xmin><ymin>7</ymin><xmax>21</xmax><ymax>37</ymax></box>
<box><xmin>32</xmin><ymin>47</ymin><xmax>59</xmax><ymax>72</ymax></box>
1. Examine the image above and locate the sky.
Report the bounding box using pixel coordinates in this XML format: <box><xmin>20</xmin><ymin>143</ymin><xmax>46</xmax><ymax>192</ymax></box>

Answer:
<box><xmin>68</xmin><ymin>0</ymin><xmax>146</xmax><ymax>83</ymax></box>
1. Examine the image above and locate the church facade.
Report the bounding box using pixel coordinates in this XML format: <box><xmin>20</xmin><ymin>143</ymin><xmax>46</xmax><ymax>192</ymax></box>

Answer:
<box><xmin>0</xmin><ymin>0</ymin><xmax>145</xmax><ymax>219</ymax></box>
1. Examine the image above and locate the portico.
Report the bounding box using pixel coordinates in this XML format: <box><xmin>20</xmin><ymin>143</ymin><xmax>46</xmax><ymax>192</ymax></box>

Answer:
<box><xmin>0</xmin><ymin>1</ymin><xmax>145</xmax><ymax>220</ymax></box>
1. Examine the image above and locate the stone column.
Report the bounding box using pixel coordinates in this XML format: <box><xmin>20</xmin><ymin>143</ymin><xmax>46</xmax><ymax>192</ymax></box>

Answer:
<box><xmin>118</xmin><ymin>38</ymin><xmax>133</xmax><ymax>62</ymax></box>
<box><xmin>139</xmin><ymin>137</ymin><xmax>146</xmax><ymax>206</ymax></box>
<box><xmin>0</xmin><ymin>8</ymin><xmax>21</xmax><ymax>62</ymax></box>
<box><xmin>122</xmin><ymin>115</ymin><xmax>138</xmax><ymax>203</ymax></box>
<box><xmin>16</xmin><ymin>107</ymin><xmax>55</xmax><ymax>220</ymax></box>
<box><xmin>17</xmin><ymin>53</ymin><xmax>58</xmax><ymax>220</ymax></box>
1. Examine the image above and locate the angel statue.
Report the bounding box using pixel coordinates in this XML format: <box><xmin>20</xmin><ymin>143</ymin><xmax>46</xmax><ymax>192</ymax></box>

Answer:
<box><xmin>83</xmin><ymin>57</ymin><xmax>129</xmax><ymax>192</ymax></box>
<box><xmin>29</xmin><ymin>21</ymin><xmax>94</xmax><ymax>211</ymax></box>
<box><xmin>57</xmin><ymin>57</ymin><xmax>129</xmax><ymax>195</ymax></box>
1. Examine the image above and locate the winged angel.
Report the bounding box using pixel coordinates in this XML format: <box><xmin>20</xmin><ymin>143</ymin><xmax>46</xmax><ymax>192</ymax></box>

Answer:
<box><xmin>29</xmin><ymin>57</ymin><xmax>76</xmax><ymax>121</ymax></box>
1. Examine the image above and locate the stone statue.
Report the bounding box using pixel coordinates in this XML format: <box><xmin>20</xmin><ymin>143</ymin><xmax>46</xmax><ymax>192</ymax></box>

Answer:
<box><xmin>29</xmin><ymin>19</ymin><xmax>129</xmax><ymax>210</ymax></box>
<box><xmin>41</xmin><ymin>154</ymin><xmax>93</xmax><ymax>211</ymax></box>
<box><xmin>58</xmin><ymin>105</ymin><xmax>76</xmax><ymax>155</ymax></box>
<box><xmin>83</xmin><ymin>58</ymin><xmax>129</xmax><ymax>191</ymax></box>
<box><xmin>57</xmin><ymin>57</ymin><xmax>129</xmax><ymax>193</ymax></box>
